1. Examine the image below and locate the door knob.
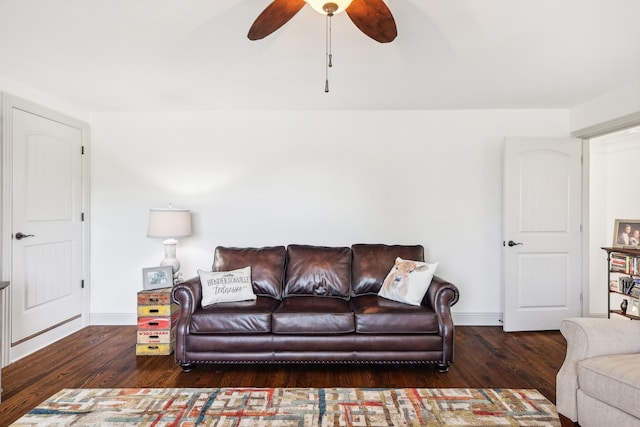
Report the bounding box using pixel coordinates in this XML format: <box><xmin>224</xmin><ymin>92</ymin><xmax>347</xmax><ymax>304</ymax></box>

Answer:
<box><xmin>15</xmin><ymin>232</ymin><xmax>35</xmax><ymax>240</ymax></box>
<box><xmin>507</xmin><ymin>240</ymin><xmax>523</xmax><ymax>247</ymax></box>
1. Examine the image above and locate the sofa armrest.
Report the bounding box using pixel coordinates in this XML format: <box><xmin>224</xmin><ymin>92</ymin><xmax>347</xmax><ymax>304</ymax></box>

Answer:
<box><xmin>172</xmin><ymin>276</ymin><xmax>202</xmax><ymax>315</ymax></box>
<box><xmin>425</xmin><ymin>275</ymin><xmax>460</xmax><ymax>364</ymax></box>
<box><xmin>556</xmin><ymin>317</ymin><xmax>640</xmax><ymax>421</ymax></box>
<box><xmin>425</xmin><ymin>275</ymin><xmax>460</xmax><ymax>315</ymax></box>
<box><xmin>171</xmin><ymin>276</ymin><xmax>202</xmax><ymax>365</ymax></box>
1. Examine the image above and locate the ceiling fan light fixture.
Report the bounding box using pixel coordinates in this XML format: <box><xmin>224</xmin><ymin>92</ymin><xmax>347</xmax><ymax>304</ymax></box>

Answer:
<box><xmin>247</xmin><ymin>0</ymin><xmax>397</xmax><ymax>92</ymax></box>
<box><xmin>305</xmin><ymin>0</ymin><xmax>353</xmax><ymax>15</ymax></box>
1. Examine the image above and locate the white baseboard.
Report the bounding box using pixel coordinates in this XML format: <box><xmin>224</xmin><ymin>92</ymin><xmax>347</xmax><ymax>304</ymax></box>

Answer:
<box><xmin>452</xmin><ymin>312</ymin><xmax>503</xmax><ymax>326</ymax></box>
<box><xmin>90</xmin><ymin>312</ymin><xmax>504</xmax><ymax>327</ymax></box>
<box><xmin>90</xmin><ymin>313</ymin><xmax>137</xmax><ymax>325</ymax></box>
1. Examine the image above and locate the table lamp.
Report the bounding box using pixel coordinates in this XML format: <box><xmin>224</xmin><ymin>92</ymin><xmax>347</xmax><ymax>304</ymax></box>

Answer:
<box><xmin>147</xmin><ymin>205</ymin><xmax>192</xmax><ymax>276</ymax></box>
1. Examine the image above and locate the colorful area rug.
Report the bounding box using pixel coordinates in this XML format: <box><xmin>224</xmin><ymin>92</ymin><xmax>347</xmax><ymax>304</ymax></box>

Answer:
<box><xmin>13</xmin><ymin>387</ymin><xmax>560</xmax><ymax>426</ymax></box>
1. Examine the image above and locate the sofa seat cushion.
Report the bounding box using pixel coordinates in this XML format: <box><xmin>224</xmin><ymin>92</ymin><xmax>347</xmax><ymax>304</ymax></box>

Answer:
<box><xmin>578</xmin><ymin>353</ymin><xmax>640</xmax><ymax>419</ymax></box>
<box><xmin>350</xmin><ymin>295</ymin><xmax>439</xmax><ymax>334</ymax></box>
<box><xmin>272</xmin><ymin>296</ymin><xmax>355</xmax><ymax>334</ymax></box>
<box><xmin>190</xmin><ymin>297</ymin><xmax>280</xmax><ymax>334</ymax></box>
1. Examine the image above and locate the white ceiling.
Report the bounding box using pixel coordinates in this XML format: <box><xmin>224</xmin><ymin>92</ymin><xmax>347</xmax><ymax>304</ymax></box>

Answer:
<box><xmin>0</xmin><ymin>0</ymin><xmax>639</xmax><ymax>112</ymax></box>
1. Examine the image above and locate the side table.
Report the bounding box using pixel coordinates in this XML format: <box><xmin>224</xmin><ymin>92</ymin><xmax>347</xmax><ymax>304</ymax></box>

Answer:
<box><xmin>136</xmin><ymin>287</ymin><xmax>177</xmax><ymax>355</ymax></box>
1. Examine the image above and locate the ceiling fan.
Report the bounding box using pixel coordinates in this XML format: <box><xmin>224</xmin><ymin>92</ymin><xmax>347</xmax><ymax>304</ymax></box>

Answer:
<box><xmin>247</xmin><ymin>0</ymin><xmax>397</xmax><ymax>43</ymax></box>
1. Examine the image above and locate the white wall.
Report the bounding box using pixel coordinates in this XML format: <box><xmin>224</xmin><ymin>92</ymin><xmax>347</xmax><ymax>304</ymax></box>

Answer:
<box><xmin>90</xmin><ymin>109</ymin><xmax>570</xmax><ymax>324</ymax></box>
<box><xmin>2</xmin><ymin>72</ymin><xmax>637</xmax><ymax>330</ymax></box>
<box><xmin>588</xmin><ymin>140</ymin><xmax>608</xmax><ymax>316</ymax></box>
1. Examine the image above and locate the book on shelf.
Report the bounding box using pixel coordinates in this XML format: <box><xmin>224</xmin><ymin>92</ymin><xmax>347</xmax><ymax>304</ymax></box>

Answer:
<box><xmin>610</xmin><ymin>253</ymin><xmax>639</xmax><ymax>275</ymax></box>
<box><xmin>619</xmin><ymin>278</ymin><xmax>633</xmax><ymax>294</ymax></box>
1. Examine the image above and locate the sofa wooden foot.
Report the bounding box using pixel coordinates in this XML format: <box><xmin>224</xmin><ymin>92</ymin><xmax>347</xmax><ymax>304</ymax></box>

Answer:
<box><xmin>435</xmin><ymin>363</ymin><xmax>450</xmax><ymax>373</ymax></box>
<box><xmin>180</xmin><ymin>363</ymin><xmax>195</xmax><ymax>373</ymax></box>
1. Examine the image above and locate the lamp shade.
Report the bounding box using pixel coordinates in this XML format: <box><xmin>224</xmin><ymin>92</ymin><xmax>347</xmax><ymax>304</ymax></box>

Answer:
<box><xmin>147</xmin><ymin>208</ymin><xmax>192</xmax><ymax>238</ymax></box>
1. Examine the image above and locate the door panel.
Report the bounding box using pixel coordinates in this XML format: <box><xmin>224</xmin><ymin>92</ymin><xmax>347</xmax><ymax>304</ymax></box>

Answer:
<box><xmin>11</xmin><ymin>108</ymin><xmax>83</xmax><ymax>344</ymax></box>
<box><xmin>24</xmin><ymin>242</ymin><xmax>74</xmax><ymax>307</ymax></box>
<box><xmin>26</xmin><ymin>133</ymin><xmax>74</xmax><ymax>221</ymax></box>
<box><xmin>519</xmin><ymin>151</ymin><xmax>570</xmax><ymax>232</ymax></box>
<box><xmin>518</xmin><ymin>253</ymin><xmax>568</xmax><ymax>307</ymax></box>
<box><xmin>503</xmin><ymin>137</ymin><xmax>583</xmax><ymax>331</ymax></box>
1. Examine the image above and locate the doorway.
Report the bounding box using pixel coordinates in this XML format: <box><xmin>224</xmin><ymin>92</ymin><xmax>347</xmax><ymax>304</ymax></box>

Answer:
<box><xmin>502</xmin><ymin>137</ymin><xmax>584</xmax><ymax>331</ymax></box>
<box><xmin>501</xmin><ymin>122</ymin><xmax>640</xmax><ymax>330</ymax></box>
<box><xmin>1</xmin><ymin>94</ymin><xmax>91</xmax><ymax>364</ymax></box>
<box><xmin>587</xmin><ymin>126</ymin><xmax>640</xmax><ymax>317</ymax></box>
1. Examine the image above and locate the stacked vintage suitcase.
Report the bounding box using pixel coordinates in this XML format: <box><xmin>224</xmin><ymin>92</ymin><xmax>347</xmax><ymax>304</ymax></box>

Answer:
<box><xmin>136</xmin><ymin>287</ymin><xmax>177</xmax><ymax>355</ymax></box>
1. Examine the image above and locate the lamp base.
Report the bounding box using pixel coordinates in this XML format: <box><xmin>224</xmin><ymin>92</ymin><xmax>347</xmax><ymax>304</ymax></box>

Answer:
<box><xmin>160</xmin><ymin>238</ymin><xmax>181</xmax><ymax>277</ymax></box>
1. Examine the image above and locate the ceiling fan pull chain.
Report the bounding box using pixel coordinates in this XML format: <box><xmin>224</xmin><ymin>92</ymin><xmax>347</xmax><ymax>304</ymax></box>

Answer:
<box><xmin>325</xmin><ymin>12</ymin><xmax>332</xmax><ymax>93</ymax></box>
<box><xmin>328</xmin><ymin>11</ymin><xmax>333</xmax><ymax>68</ymax></box>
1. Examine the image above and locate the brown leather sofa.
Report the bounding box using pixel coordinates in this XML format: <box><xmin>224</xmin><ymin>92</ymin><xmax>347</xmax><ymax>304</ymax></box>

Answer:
<box><xmin>172</xmin><ymin>244</ymin><xmax>460</xmax><ymax>373</ymax></box>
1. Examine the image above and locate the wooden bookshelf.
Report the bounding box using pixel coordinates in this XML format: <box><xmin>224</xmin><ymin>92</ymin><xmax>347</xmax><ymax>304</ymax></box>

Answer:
<box><xmin>602</xmin><ymin>247</ymin><xmax>640</xmax><ymax>320</ymax></box>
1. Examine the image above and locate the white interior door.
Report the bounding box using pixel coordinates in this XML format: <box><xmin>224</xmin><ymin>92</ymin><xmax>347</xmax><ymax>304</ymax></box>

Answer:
<box><xmin>10</xmin><ymin>108</ymin><xmax>83</xmax><ymax>348</ymax></box>
<box><xmin>503</xmin><ymin>137</ymin><xmax>583</xmax><ymax>331</ymax></box>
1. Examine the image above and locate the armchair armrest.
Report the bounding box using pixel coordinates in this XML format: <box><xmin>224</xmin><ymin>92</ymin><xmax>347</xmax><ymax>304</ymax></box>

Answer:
<box><xmin>425</xmin><ymin>275</ymin><xmax>460</xmax><ymax>365</ymax></box>
<box><xmin>556</xmin><ymin>317</ymin><xmax>640</xmax><ymax>421</ymax></box>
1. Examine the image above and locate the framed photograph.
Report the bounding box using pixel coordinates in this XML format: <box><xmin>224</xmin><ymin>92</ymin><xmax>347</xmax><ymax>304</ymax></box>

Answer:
<box><xmin>612</xmin><ymin>219</ymin><xmax>640</xmax><ymax>248</ymax></box>
<box><xmin>142</xmin><ymin>266</ymin><xmax>173</xmax><ymax>290</ymax></box>
<box><xmin>629</xmin><ymin>299</ymin><xmax>640</xmax><ymax>317</ymax></box>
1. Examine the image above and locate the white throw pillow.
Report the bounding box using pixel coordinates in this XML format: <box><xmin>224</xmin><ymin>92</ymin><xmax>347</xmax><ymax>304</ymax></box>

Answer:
<box><xmin>199</xmin><ymin>266</ymin><xmax>256</xmax><ymax>306</ymax></box>
<box><xmin>378</xmin><ymin>257</ymin><xmax>438</xmax><ymax>306</ymax></box>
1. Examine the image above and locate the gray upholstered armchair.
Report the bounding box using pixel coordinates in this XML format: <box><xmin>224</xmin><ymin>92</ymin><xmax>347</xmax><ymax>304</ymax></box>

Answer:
<box><xmin>556</xmin><ymin>317</ymin><xmax>640</xmax><ymax>426</ymax></box>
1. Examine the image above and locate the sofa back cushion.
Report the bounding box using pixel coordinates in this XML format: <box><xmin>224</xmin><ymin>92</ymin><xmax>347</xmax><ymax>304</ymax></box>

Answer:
<box><xmin>213</xmin><ymin>246</ymin><xmax>286</xmax><ymax>300</ymax></box>
<box><xmin>284</xmin><ymin>245</ymin><xmax>351</xmax><ymax>299</ymax></box>
<box><xmin>351</xmin><ymin>244</ymin><xmax>425</xmax><ymax>296</ymax></box>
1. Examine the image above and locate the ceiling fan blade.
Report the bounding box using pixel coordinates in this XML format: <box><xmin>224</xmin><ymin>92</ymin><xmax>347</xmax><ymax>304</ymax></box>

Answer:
<box><xmin>346</xmin><ymin>0</ymin><xmax>397</xmax><ymax>43</ymax></box>
<box><xmin>248</xmin><ymin>0</ymin><xmax>306</xmax><ymax>40</ymax></box>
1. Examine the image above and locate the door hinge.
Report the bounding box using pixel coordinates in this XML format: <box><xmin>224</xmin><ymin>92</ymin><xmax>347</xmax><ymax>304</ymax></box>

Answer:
<box><xmin>81</xmin><ymin>212</ymin><xmax>85</xmax><ymax>221</ymax></box>
<box><xmin>81</xmin><ymin>146</ymin><xmax>85</xmax><ymax>155</ymax></box>
<box><xmin>81</xmin><ymin>280</ymin><xmax>85</xmax><ymax>289</ymax></box>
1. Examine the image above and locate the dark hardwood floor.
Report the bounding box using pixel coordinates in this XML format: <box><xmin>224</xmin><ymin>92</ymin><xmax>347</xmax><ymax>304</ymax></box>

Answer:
<box><xmin>0</xmin><ymin>325</ymin><xmax>572</xmax><ymax>425</ymax></box>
